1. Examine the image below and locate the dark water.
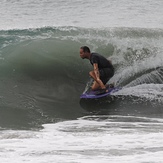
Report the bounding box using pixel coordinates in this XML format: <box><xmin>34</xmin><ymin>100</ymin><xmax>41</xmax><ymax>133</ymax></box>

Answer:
<box><xmin>0</xmin><ymin>27</ymin><xmax>163</xmax><ymax>129</ymax></box>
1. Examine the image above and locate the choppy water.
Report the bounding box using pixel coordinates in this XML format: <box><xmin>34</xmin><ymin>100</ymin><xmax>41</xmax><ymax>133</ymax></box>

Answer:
<box><xmin>1</xmin><ymin>116</ymin><xmax>163</xmax><ymax>162</ymax></box>
<box><xmin>1</xmin><ymin>0</ymin><xmax>163</xmax><ymax>29</ymax></box>
<box><xmin>0</xmin><ymin>0</ymin><xmax>163</xmax><ymax>162</ymax></box>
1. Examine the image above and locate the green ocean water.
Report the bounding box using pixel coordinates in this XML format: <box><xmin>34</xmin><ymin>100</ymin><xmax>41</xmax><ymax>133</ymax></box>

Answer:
<box><xmin>0</xmin><ymin>27</ymin><xmax>163</xmax><ymax>129</ymax></box>
<box><xmin>1</xmin><ymin>1</ymin><xmax>163</xmax><ymax>162</ymax></box>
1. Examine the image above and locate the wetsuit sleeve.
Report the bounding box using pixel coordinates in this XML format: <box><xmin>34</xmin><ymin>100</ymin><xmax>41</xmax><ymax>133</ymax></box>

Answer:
<box><xmin>91</xmin><ymin>55</ymin><xmax>98</xmax><ymax>64</ymax></box>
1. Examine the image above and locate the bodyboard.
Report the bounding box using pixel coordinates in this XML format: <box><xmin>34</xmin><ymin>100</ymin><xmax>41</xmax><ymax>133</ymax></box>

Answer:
<box><xmin>80</xmin><ymin>87</ymin><xmax>120</xmax><ymax>99</ymax></box>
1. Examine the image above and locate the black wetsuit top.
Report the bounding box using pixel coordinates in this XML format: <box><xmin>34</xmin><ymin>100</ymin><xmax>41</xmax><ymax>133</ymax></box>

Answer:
<box><xmin>89</xmin><ymin>53</ymin><xmax>114</xmax><ymax>84</ymax></box>
<box><xmin>90</xmin><ymin>53</ymin><xmax>114</xmax><ymax>70</ymax></box>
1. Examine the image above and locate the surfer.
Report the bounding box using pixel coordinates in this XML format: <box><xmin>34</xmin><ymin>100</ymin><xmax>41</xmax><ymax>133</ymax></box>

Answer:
<box><xmin>80</xmin><ymin>46</ymin><xmax>114</xmax><ymax>94</ymax></box>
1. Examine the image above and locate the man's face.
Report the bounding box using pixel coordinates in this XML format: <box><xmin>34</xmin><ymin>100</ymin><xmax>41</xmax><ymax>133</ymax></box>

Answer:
<box><xmin>79</xmin><ymin>48</ymin><xmax>86</xmax><ymax>59</ymax></box>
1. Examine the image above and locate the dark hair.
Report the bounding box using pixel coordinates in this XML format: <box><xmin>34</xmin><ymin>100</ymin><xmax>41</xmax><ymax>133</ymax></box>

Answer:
<box><xmin>80</xmin><ymin>46</ymin><xmax>90</xmax><ymax>53</ymax></box>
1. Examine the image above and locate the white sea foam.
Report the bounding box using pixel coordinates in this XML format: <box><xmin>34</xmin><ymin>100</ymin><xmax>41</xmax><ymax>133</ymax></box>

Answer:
<box><xmin>0</xmin><ymin>116</ymin><xmax>163</xmax><ymax>163</ymax></box>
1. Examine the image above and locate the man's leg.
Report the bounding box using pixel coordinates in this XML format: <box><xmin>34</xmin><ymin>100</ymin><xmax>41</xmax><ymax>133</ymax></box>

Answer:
<box><xmin>89</xmin><ymin>71</ymin><xmax>106</xmax><ymax>90</ymax></box>
<box><xmin>91</xmin><ymin>81</ymin><xmax>100</xmax><ymax>90</ymax></box>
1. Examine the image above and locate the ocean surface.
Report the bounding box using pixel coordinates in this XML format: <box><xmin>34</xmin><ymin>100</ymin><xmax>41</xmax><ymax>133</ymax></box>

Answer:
<box><xmin>0</xmin><ymin>0</ymin><xmax>163</xmax><ymax>162</ymax></box>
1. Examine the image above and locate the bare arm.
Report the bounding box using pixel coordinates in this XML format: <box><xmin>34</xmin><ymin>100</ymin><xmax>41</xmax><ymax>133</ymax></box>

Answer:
<box><xmin>93</xmin><ymin>63</ymin><xmax>100</xmax><ymax>81</ymax></box>
<box><xmin>93</xmin><ymin>63</ymin><xmax>106</xmax><ymax>89</ymax></box>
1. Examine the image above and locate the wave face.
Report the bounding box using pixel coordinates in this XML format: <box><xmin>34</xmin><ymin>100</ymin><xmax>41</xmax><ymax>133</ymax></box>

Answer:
<box><xmin>0</xmin><ymin>27</ymin><xmax>163</xmax><ymax>129</ymax></box>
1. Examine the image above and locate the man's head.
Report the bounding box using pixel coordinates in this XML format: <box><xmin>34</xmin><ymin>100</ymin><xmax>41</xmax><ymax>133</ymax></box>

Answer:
<box><xmin>80</xmin><ymin>46</ymin><xmax>91</xmax><ymax>59</ymax></box>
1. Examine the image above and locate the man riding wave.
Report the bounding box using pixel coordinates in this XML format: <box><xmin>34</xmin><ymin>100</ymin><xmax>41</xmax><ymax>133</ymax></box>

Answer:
<box><xmin>80</xmin><ymin>46</ymin><xmax>114</xmax><ymax>94</ymax></box>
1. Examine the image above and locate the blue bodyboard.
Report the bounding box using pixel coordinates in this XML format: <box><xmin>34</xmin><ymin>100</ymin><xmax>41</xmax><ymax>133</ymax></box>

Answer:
<box><xmin>80</xmin><ymin>87</ymin><xmax>120</xmax><ymax>99</ymax></box>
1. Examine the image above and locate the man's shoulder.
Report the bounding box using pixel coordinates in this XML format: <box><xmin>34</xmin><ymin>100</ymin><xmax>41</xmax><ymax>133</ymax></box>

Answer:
<box><xmin>91</xmin><ymin>52</ymin><xmax>107</xmax><ymax>60</ymax></box>
<box><xmin>91</xmin><ymin>52</ymin><xmax>101</xmax><ymax>58</ymax></box>
<box><xmin>90</xmin><ymin>53</ymin><xmax>100</xmax><ymax>64</ymax></box>
<box><xmin>91</xmin><ymin>52</ymin><xmax>100</xmax><ymax>56</ymax></box>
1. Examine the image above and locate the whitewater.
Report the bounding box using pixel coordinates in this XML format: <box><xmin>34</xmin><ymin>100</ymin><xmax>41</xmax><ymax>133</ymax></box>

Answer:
<box><xmin>0</xmin><ymin>0</ymin><xmax>163</xmax><ymax>162</ymax></box>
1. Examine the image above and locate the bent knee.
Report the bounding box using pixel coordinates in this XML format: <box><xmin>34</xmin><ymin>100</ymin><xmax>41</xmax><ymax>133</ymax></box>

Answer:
<box><xmin>89</xmin><ymin>71</ymin><xmax>94</xmax><ymax>76</ymax></box>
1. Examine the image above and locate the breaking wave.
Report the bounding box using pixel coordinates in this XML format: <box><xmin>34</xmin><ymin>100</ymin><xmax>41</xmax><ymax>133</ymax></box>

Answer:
<box><xmin>0</xmin><ymin>26</ymin><xmax>163</xmax><ymax>129</ymax></box>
